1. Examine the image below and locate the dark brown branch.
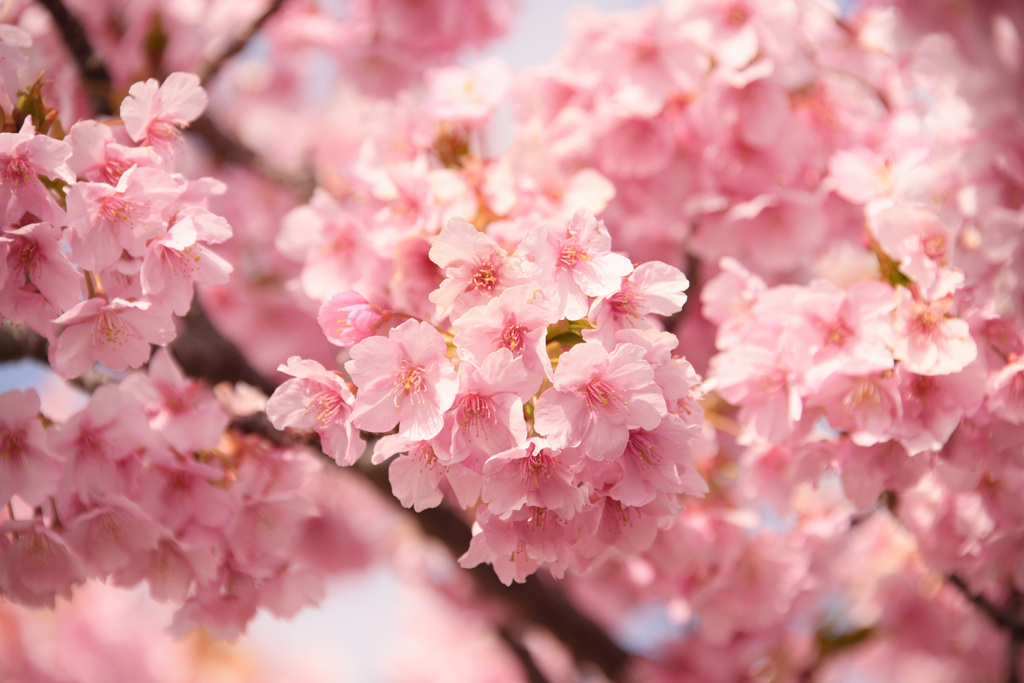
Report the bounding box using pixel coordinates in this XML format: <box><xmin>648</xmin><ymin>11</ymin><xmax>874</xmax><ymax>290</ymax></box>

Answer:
<box><xmin>498</xmin><ymin>627</ymin><xmax>552</xmax><ymax>683</ymax></box>
<box><xmin>947</xmin><ymin>575</ymin><xmax>1024</xmax><ymax>636</ymax></box>
<box><xmin>1008</xmin><ymin>590</ymin><xmax>1023</xmax><ymax>683</ymax></box>
<box><xmin>196</xmin><ymin>0</ymin><xmax>289</xmax><ymax>84</ymax></box>
<box><xmin>171</xmin><ymin>296</ymin><xmax>280</xmax><ymax>397</ymax></box>
<box><xmin>352</xmin><ymin>457</ymin><xmax>631</xmax><ymax>680</ymax></box>
<box><xmin>188</xmin><ymin>114</ymin><xmax>315</xmax><ymax>194</ymax></box>
<box><xmin>34</xmin><ymin>0</ymin><xmax>113</xmax><ymax>116</ymax></box>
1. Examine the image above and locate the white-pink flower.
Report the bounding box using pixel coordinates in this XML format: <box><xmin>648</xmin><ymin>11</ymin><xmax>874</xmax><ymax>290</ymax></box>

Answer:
<box><xmin>871</xmin><ymin>204</ymin><xmax>964</xmax><ymax>300</ymax></box>
<box><xmin>586</xmin><ymin>260</ymin><xmax>689</xmax><ymax>346</ymax></box>
<box><xmin>891</xmin><ymin>288</ymin><xmax>977</xmax><ymax>376</ymax></box>
<box><xmin>317</xmin><ymin>291</ymin><xmax>387</xmax><ymax>347</ymax></box>
<box><xmin>422</xmin><ymin>58</ymin><xmax>513</xmax><ymax>126</ymax></box>
<box><xmin>481</xmin><ymin>437</ymin><xmax>586</xmax><ymax>519</ymax></box>
<box><xmin>0</xmin><ymin>119</ymin><xmax>74</xmax><ymax>225</ymax></box>
<box><xmin>452</xmin><ymin>284</ymin><xmax>559</xmax><ymax>389</ymax></box>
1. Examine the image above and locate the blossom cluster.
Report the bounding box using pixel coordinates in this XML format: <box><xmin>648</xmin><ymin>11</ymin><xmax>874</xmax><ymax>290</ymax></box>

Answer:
<box><xmin>269</xmin><ymin>207</ymin><xmax>710</xmax><ymax>584</ymax></box>
<box><xmin>1</xmin><ymin>55</ymin><xmax>232</xmax><ymax>379</ymax></box>
<box><xmin>0</xmin><ymin>350</ymin><xmax>372</xmax><ymax>637</ymax></box>
<box><xmin>6</xmin><ymin>0</ymin><xmax>1024</xmax><ymax>679</ymax></box>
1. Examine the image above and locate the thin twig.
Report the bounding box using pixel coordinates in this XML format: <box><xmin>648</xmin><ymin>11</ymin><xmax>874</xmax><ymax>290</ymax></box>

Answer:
<box><xmin>498</xmin><ymin>626</ymin><xmax>553</xmax><ymax>683</ymax></box>
<box><xmin>947</xmin><ymin>575</ymin><xmax>1024</xmax><ymax>635</ymax></box>
<box><xmin>195</xmin><ymin>0</ymin><xmax>289</xmax><ymax>85</ymax></box>
<box><xmin>34</xmin><ymin>0</ymin><xmax>113</xmax><ymax>116</ymax></box>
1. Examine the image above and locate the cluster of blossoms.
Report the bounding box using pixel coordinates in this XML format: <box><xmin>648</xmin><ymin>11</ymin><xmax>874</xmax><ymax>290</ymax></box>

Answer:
<box><xmin>270</xmin><ymin>207</ymin><xmax>711</xmax><ymax>584</ymax></box>
<box><xmin>0</xmin><ymin>349</ymin><xmax>372</xmax><ymax>637</ymax></box>
<box><xmin>5</xmin><ymin>0</ymin><xmax>1024</xmax><ymax>680</ymax></box>
<box><xmin>1</xmin><ymin>54</ymin><xmax>232</xmax><ymax>379</ymax></box>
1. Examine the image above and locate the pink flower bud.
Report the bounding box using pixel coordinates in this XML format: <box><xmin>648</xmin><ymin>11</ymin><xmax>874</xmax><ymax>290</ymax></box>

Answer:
<box><xmin>317</xmin><ymin>291</ymin><xmax>385</xmax><ymax>347</ymax></box>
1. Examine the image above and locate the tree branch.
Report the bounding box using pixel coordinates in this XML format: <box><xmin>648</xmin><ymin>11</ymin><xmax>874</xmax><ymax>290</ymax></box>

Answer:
<box><xmin>947</xmin><ymin>575</ymin><xmax>1024</xmax><ymax>635</ymax></box>
<box><xmin>498</xmin><ymin>627</ymin><xmax>553</xmax><ymax>683</ymax></box>
<box><xmin>34</xmin><ymin>0</ymin><xmax>113</xmax><ymax>116</ymax></box>
<box><xmin>195</xmin><ymin>0</ymin><xmax>289</xmax><ymax>85</ymax></box>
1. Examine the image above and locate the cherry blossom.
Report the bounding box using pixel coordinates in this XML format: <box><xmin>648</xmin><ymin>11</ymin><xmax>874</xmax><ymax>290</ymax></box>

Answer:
<box><xmin>120</xmin><ymin>72</ymin><xmax>207</xmax><ymax>151</ymax></box>
<box><xmin>345</xmin><ymin>319</ymin><xmax>458</xmax><ymax>440</ymax></box>
<box><xmin>51</xmin><ymin>298</ymin><xmax>176</xmax><ymax>379</ymax></box>
<box><xmin>534</xmin><ymin>341</ymin><xmax>666</xmax><ymax>460</ymax></box>
<box><xmin>518</xmin><ymin>208</ymin><xmax>634</xmax><ymax>320</ymax></box>
<box><xmin>0</xmin><ymin>119</ymin><xmax>74</xmax><ymax>225</ymax></box>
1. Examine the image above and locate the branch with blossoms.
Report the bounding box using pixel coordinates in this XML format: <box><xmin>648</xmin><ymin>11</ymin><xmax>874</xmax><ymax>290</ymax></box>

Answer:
<box><xmin>8</xmin><ymin>0</ymin><xmax>1024</xmax><ymax>681</ymax></box>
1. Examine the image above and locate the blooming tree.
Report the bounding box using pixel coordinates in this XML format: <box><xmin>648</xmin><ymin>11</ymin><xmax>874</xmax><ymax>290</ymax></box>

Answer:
<box><xmin>2</xmin><ymin>0</ymin><xmax>1024</xmax><ymax>681</ymax></box>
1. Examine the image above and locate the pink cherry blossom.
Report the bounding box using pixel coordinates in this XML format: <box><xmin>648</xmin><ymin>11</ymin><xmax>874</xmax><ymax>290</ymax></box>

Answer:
<box><xmin>276</xmin><ymin>188</ymin><xmax>390</xmax><ymax>302</ymax></box>
<box><xmin>871</xmin><ymin>204</ymin><xmax>964</xmax><ymax>300</ymax></box>
<box><xmin>371</xmin><ymin>435</ymin><xmax>446</xmax><ymax>512</ymax></box>
<box><xmin>345</xmin><ymin>319</ymin><xmax>458</xmax><ymax>440</ymax></box>
<box><xmin>586</xmin><ymin>260</ymin><xmax>690</xmax><ymax>346</ymax></box>
<box><xmin>439</xmin><ymin>348</ymin><xmax>531</xmax><ymax>466</ymax></box>
<box><xmin>534</xmin><ymin>341</ymin><xmax>666</xmax><ymax>460</ymax></box>
<box><xmin>519</xmin><ymin>208</ymin><xmax>634</xmax><ymax>320</ymax></box>
<box><xmin>267</xmin><ymin>356</ymin><xmax>365</xmax><ymax>467</ymax></box>
<box><xmin>422</xmin><ymin>58</ymin><xmax>513</xmax><ymax>126</ymax></box>
<box><xmin>0</xmin><ymin>119</ymin><xmax>74</xmax><ymax>225</ymax></box>
<box><xmin>120</xmin><ymin>72</ymin><xmax>208</xmax><ymax>151</ymax></box>
<box><xmin>62</xmin><ymin>497</ymin><xmax>162</xmax><ymax>576</ymax></box>
<box><xmin>451</xmin><ymin>284</ymin><xmax>558</xmax><ymax>388</ymax></box>
<box><xmin>47</xmin><ymin>384</ymin><xmax>155</xmax><ymax>506</ymax></box>
<box><xmin>460</xmin><ymin>505</ymin><xmax>574</xmax><ymax>586</ymax></box>
<box><xmin>0</xmin><ymin>221</ymin><xmax>84</xmax><ymax>315</ymax></box>
<box><xmin>65</xmin><ymin>165</ymin><xmax>183</xmax><ymax>272</ymax></box>
<box><xmin>811</xmin><ymin>372</ymin><xmax>903</xmax><ymax>448</ymax></box>
<box><xmin>140</xmin><ymin>213</ymin><xmax>233</xmax><ymax>316</ymax></box>
<box><xmin>66</xmin><ymin>120</ymin><xmax>163</xmax><ymax>184</ymax></box>
<box><xmin>0</xmin><ymin>389</ymin><xmax>61</xmax><ymax>507</ymax></box>
<box><xmin>607</xmin><ymin>414</ymin><xmax>707</xmax><ymax>507</ymax></box>
<box><xmin>120</xmin><ymin>348</ymin><xmax>230</xmax><ymax>453</ymax></box>
<box><xmin>134</xmin><ymin>453</ymin><xmax>234</xmax><ymax>534</ymax></box>
<box><xmin>51</xmin><ymin>297</ymin><xmax>176</xmax><ymax>379</ymax></box>
<box><xmin>481</xmin><ymin>438</ymin><xmax>586</xmax><ymax>520</ymax></box>
<box><xmin>0</xmin><ymin>523</ymin><xmax>85</xmax><ymax>609</ymax></box>
<box><xmin>317</xmin><ymin>291</ymin><xmax>387</xmax><ymax>347</ymax></box>
<box><xmin>891</xmin><ymin>288</ymin><xmax>977</xmax><ymax>377</ymax></box>
<box><xmin>428</xmin><ymin>216</ymin><xmax>534</xmax><ymax>321</ymax></box>
<box><xmin>896</xmin><ymin>363</ymin><xmax>986</xmax><ymax>456</ymax></box>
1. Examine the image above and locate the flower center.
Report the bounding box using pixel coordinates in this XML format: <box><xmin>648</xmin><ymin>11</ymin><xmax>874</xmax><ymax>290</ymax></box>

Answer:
<box><xmin>392</xmin><ymin>360</ymin><xmax>427</xmax><ymax>405</ymax></box>
<box><xmin>498</xmin><ymin>321</ymin><xmax>527</xmax><ymax>356</ymax></box>
<box><xmin>608</xmin><ymin>280</ymin><xmax>647</xmax><ymax>321</ymax></box>
<box><xmin>470</xmin><ymin>262</ymin><xmax>500</xmax><ymax>295</ymax></box>
<box><xmin>457</xmin><ymin>393</ymin><xmax>496</xmax><ymax>434</ymax></box>
<box><xmin>100</xmin><ymin>196</ymin><xmax>138</xmax><ymax>226</ymax></box>
<box><xmin>520</xmin><ymin>443</ymin><xmax>554</xmax><ymax>489</ymax></box>
<box><xmin>625</xmin><ymin>429</ymin><xmax>662</xmax><ymax>469</ymax></box>
<box><xmin>584</xmin><ymin>379</ymin><xmax>624</xmax><ymax>414</ymax></box>
<box><xmin>308</xmin><ymin>389</ymin><xmax>346</xmax><ymax>426</ymax></box>
<box><xmin>559</xmin><ymin>238</ymin><xmax>590</xmax><ymax>269</ymax></box>
<box><xmin>2</xmin><ymin>156</ymin><xmax>32</xmax><ymax>188</ymax></box>
<box><xmin>95</xmin><ymin>311</ymin><xmax>131</xmax><ymax>350</ymax></box>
